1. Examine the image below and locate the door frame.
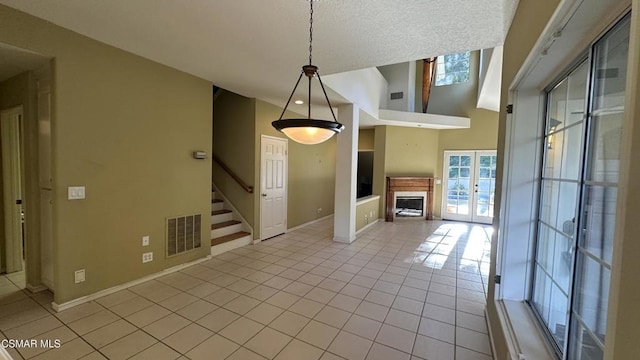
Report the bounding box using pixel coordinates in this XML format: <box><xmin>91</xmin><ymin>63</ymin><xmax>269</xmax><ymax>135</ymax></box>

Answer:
<box><xmin>259</xmin><ymin>135</ymin><xmax>288</xmax><ymax>240</ymax></box>
<box><xmin>1</xmin><ymin>106</ymin><xmax>25</xmax><ymax>273</ymax></box>
<box><xmin>441</xmin><ymin>150</ymin><xmax>497</xmax><ymax>224</ymax></box>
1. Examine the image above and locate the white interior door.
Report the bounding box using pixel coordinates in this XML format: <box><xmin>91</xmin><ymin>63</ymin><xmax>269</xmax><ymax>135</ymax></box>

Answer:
<box><xmin>1</xmin><ymin>106</ymin><xmax>24</xmax><ymax>273</ymax></box>
<box><xmin>260</xmin><ymin>135</ymin><xmax>287</xmax><ymax>239</ymax></box>
<box><xmin>442</xmin><ymin>150</ymin><xmax>496</xmax><ymax>224</ymax></box>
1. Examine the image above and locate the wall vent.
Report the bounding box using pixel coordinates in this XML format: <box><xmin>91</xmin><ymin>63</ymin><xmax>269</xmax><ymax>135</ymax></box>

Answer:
<box><xmin>390</xmin><ymin>92</ymin><xmax>404</xmax><ymax>100</ymax></box>
<box><xmin>167</xmin><ymin>214</ymin><xmax>201</xmax><ymax>257</ymax></box>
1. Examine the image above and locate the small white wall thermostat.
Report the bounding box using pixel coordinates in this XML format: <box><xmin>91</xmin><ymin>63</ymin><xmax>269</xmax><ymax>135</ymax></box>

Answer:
<box><xmin>192</xmin><ymin>151</ymin><xmax>207</xmax><ymax>160</ymax></box>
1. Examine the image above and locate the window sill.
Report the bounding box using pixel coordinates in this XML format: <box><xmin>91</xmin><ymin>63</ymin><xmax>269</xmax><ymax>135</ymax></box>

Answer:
<box><xmin>492</xmin><ymin>299</ymin><xmax>556</xmax><ymax>360</ymax></box>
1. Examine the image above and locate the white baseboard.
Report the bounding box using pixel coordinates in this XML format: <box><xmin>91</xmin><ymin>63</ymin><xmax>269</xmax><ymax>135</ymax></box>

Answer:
<box><xmin>51</xmin><ymin>255</ymin><xmax>212</xmax><ymax>312</ymax></box>
<box><xmin>333</xmin><ymin>235</ymin><xmax>355</xmax><ymax>243</ymax></box>
<box><xmin>211</xmin><ymin>236</ymin><xmax>252</xmax><ymax>256</ymax></box>
<box><xmin>286</xmin><ymin>214</ymin><xmax>333</xmax><ymax>233</ymax></box>
<box><xmin>356</xmin><ymin>219</ymin><xmax>380</xmax><ymax>235</ymax></box>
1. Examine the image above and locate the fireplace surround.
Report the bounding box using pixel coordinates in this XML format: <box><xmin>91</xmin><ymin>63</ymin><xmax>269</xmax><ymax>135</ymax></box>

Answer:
<box><xmin>385</xmin><ymin>177</ymin><xmax>434</xmax><ymax>221</ymax></box>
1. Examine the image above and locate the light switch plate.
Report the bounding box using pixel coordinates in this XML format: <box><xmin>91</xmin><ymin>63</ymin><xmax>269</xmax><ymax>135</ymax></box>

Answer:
<box><xmin>68</xmin><ymin>186</ymin><xmax>86</xmax><ymax>200</ymax></box>
<box><xmin>74</xmin><ymin>269</ymin><xmax>85</xmax><ymax>283</ymax></box>
<box><xmin>142</xmin><ymin>236</ymin><xmax>150</xmax><ymax>246</ymax></box>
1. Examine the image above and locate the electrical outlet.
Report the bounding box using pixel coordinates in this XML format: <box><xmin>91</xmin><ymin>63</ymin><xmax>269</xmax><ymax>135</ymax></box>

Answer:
<box><xmin>142</xmin><ymin>236</ymin><xmax>150</xmax><ymax>246</ymax></box>
<box><xmin>68</xmin><ymin>186</ymin><xmax>86</xmax><ymax>200</ymax></box>
<box><xmin>74</xmin><ymin>269</ymin><xmax>85</xmax><ymax>283</ymax></box>
<box><xmin>142</xmin><ymin>252</ymin><xmax>153</xmax><ymax>263</ymax></box>
<box><xmin>370</xmin><ymin>211</ymin><xmax>373</xmax><ymax>218</ymax></box>
<box><xmin>317</xmin><ymin>208</ymin><xmax>322</xmax><ymax>214</ymax></box>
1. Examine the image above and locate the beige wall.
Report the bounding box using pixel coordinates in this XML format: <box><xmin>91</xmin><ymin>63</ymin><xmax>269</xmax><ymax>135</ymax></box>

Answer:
<box><xmin>373</xmin><ymin>125</ymin><xmax>440</xmax><ymax>217</ymax></box>
<box><xmin>254</xmin><ymin>100</ymin><xmax>337</xmax><ymax>233</ymax></box>
<box><xmin>487</xmin><ymin>0</ymin><xmax>562</xmax><ymax>358</ymax></box>
<box><xmin>358</xmin><ymin>129</ymin><xmax>375</xmax><ymax>150</ymax></box>
<box><xmin>213</xmin><ymin>91</ymin><xmax>256</xmax><ymax>227</ymax></box>
<box><xmin>355</xmin><ymin>197</ymin><xmax>380</xmax><ymax>232</ymax></box>
<box><xmin>384</xmin><ymin>126</ymin><xmax>440</xmax><ymax>177</ymax></box>
<box><xmin>372</xmin><ymin>126</ymin><xmax>387</xmax><ymax>216</ymax></box>
<box><xmin>0</xmin><ymin>5</ymin><xmax>213</xmax><ymax>304</ymax></box>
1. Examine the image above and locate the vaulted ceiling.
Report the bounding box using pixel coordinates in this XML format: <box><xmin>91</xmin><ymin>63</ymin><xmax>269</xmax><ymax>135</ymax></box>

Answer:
<box><xmin>0</xmin><ymin>0</ymin><xmax>518</xmax><ymax>106</ymax></box>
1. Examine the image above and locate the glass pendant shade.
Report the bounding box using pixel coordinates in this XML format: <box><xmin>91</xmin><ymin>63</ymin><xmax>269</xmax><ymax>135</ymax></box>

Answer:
<box><xmin>281</xmin><ymin>127</ymin><xmax>336</xmax><ymax>145</ymax></box>
<box><xmin>274</xmin><ymin>118</ymin><xmax>344</xmax><ymax>145</ymax></box>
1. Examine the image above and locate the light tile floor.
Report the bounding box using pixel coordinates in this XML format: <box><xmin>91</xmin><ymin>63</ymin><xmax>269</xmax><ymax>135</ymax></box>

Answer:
<box><xmin>0</xmin><ymin>218</ymin><xmax>493</xmax><ymax>360</ymax></box>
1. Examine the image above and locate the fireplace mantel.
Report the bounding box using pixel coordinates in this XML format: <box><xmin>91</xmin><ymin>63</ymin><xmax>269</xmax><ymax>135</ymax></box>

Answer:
<box><xmin>385</xmin><ymin>177</ymin><xmax>434</xmax><ymax>221</ymax></box>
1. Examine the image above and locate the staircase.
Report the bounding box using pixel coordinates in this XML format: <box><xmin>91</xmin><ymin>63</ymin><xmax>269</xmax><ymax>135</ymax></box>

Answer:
<box><xmin>210</xmin><ymin>188</ymin><xmax>252</xmax><ymax>256</ymax></box>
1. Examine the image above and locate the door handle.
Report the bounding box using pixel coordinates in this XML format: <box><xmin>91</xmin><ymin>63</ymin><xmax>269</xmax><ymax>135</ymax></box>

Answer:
<box><xmin>262</xmin><ymin>193</ymin><xmax>267</xmax><ymax>197</ymax></box>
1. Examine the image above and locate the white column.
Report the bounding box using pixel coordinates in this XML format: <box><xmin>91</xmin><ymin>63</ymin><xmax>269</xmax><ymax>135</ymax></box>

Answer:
<box><xmin>333</xmin><ymin>104</ymin><xmax>359</xmax><ymax>243</ymax></box>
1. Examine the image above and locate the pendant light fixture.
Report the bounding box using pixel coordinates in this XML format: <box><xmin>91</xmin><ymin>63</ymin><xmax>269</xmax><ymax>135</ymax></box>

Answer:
<box><xmin>272</xmin><ymin>0</ymin><xmax>345</xmax><ymax>145</ymax></box>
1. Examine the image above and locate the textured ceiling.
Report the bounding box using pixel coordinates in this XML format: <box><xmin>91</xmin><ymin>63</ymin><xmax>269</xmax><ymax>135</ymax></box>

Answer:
<box><xmin>0</xmin><ymin>0</ymin><xmax>517</xmax><ymax>106</ymax></box>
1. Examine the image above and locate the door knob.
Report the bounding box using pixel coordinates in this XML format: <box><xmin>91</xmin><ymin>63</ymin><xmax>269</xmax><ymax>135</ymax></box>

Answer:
<box><xmin>262</xmin><ymin>193</ymin><xmax>267</xmax><ymax>197</ymax></box>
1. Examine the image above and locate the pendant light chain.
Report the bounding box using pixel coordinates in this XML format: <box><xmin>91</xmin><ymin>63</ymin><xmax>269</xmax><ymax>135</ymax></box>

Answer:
<box><xmin>309</xmin><ymin>0</ymin><xmax>313</xmax><ymax>66</ymax></box>
<box><xmin>271</xmin><ymin>0</ymin><xmax>345</xmax><ymax>145</ymax></box>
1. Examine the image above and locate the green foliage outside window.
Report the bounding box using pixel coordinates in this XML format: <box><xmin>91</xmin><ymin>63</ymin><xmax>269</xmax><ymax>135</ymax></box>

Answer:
<box><xmin>435</xmin><ymin>52</ymin><xmax>470</xmax><ymax>86</ymax></box>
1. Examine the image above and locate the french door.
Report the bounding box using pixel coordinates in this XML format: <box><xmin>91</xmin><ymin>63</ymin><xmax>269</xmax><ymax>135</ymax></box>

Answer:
<box><xmin>442</xmin><ymin>150</ymin><xmax>496</xmax><ymax>224</ymax></box>
<box><xmin>530</xmin><ymin>14</ymin><xmax>630</xmax><ymax>358</ymax></box>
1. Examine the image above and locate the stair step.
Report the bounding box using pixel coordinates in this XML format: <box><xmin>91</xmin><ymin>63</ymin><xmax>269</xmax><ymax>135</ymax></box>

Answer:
<box><xmin>211</xmin><ymin>220</ymin><xmax>241</xmax><ymax>230</ymax></box>
<box><xmin>211</xmin><ymin>231</ymin><xmax>251</xmax><ymax>246</ymax></box>
<box><xmin>211</xmin><ymin>209</ymin><xmax>232</xmax><ymax>216</ymax></box>
<box><xmin>211</xmin><ymin>198</ymin><xmax>225</xmax><ymax>212</ymax></box>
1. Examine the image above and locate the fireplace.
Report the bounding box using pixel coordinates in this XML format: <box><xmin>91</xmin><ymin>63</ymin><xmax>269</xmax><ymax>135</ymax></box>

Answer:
<box><xmin>385</xmin><ymin>177</ymin><xmax>434</xmax><ymax>221</ymax></box>
<box><xmin>395</xmin><ymin>193</ymin><xmax>426</xmax><ymax>217</ymax></box>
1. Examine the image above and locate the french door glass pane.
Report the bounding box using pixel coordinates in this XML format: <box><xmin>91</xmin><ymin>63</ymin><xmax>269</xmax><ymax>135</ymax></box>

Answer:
<box><xmin>552</xmin><ymin>232</ymin><xmax>572</xmax><ymax>293</ymax></box>
<box><xmin>580</xmin><ymin>186</ymin><xmax>617</xmax><ymax>264</ymax></box>
<box><xmin>569</xmin><ymin>317</ymin><xmax>604</xmax><ymax>360</ymax></box>
<box><xmin>566</xmin><ymin>61</ymin><xmax>588</xmax><ymax>128</ymax></box>
<box><xmin>533</xmin><ymin>266</ymin><xmax>552</xmax><ymax>323</ymax></box>
<box><xmin>547</xmin><ymin>78</ymin><xmax>568</xmax><ymax>133</ymax></box>
<box><xmin>543</xmin><ymin>129</ymin><xmax>564</xmax><ymax>179</ymax></box>
<box><xmin>536</xmin><ymin>224</ymin><xmax>556</xmax><ymax>272</ymax></box>
<box><xmin>550</xmin><ymin>283</ymin><xmax>568</xmax><ymax>346</ymax></box>
<box><xmin>447</xmin><ymin>154</ymin><xmax>471</xmax><ymax>216</ymax></box>
<box><xmin>476</xmin><ymin>155</ymin><xmax>496</xmax><ymax>217</ymax></box>
<box><xmin>560</xmin><ymin>124</ymin><xmax>584</xmax><ymax>180</ymax></box>
<box><xmin>539</xmin><ymin>180</ymin><xmax>578</xmax><ymax>232</ymax></box>
<box><xmin>587</xmin><ymin>116</ymin><xmax>622</xmax><ymax>183</ymax></box>
<box><xmin>573</xmin><ymin>253</ymin><xmax>610</xmax><ymax>343</ymax></box>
